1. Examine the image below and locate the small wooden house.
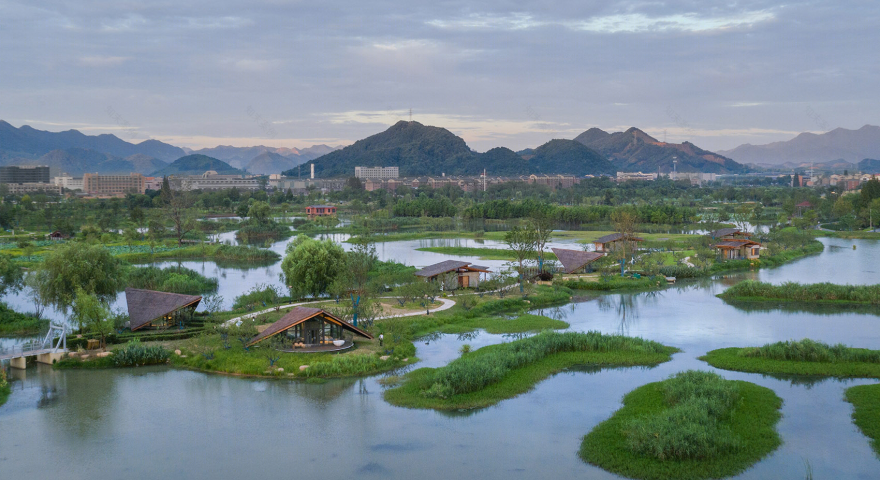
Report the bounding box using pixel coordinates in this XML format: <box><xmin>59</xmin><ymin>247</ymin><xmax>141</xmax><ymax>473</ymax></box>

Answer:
<box><xmin>713</xmin><ymin>239</ymin><xmax>762</xmax><ymax>260</ymax></box>
<box><xmin>593</xmin><ymin>233</ymin><xmax>644</xmax><ymax>253</ymax></box>
<box><xmin>795</xmin><ymin>201</ymin><xmax>814</xmax><ymax>218</ymax></box>
<box><xmin>246</xmin><ymin>307</ymin><xmax>372</xmax><ymax>351</ymax></box>
<box><xmin>306</xmin><ymin>205</ymin><xmax>337</xmax><ymax>219</ymax></box>
<box><xmin>125</xmin><ymin>288</ymin><xmax>202</xmax><ymax>331</ymax></box>
<box><xmin>551</xmin><ymin>248</ymin><xmax>604</xmax><ymax>274</ymax></box>
<box><xmin>46</xmin><ymin>230</ymin><xmax>68</xmax><ymax>241</ymax></box>
<box><xmin>414</xmin><ymin>260</ymin><xmax>490</xmax><ymax>288</ymax></box>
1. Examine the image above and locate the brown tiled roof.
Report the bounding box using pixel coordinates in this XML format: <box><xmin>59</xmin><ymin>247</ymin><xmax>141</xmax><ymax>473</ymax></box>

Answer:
<box><xmin>468</xmin><ymin>265</ymin><xmax>491</xmax><ymax>272</ymax></box>
<box><xmin>708</xmin><ymin>228</ymin><xmax>744</xmax><ymax>238</ymax></box>
<box><xmin>246</xmin><ymin>307</ymin><xmax>373</xmax><ymax>346</ymax></box>
<box><xmin>551</xmin><ymin>248</ymin><xmax>604</xmax><ymax>274</ymax></box>
<box><xmin>125</xmin><ymin>288</ymin><xmax>202</xmax><ymax>331</ymax></box>
<box><xmin>414</xmin><ymin>260</ymin><xmax>471</xmax><ymax>278</ymax></box>
<box><xmin>594</xmin><ymin>233</ymin><xmax>645</xmax><ymax>244</ymax></box>
<box><xmin>714</xmin><ymin>239</ymin><xmax>762</xmax><ymax>249</ymax></box>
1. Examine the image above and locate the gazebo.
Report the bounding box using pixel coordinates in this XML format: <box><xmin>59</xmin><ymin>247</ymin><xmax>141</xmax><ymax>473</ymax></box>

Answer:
<box><xmin>551</xmin><ymin>248</ymin><xmax>604</xmax><ymax>274</ymax></box>
<box><xmin>246</xmin><ymin>307</ymin><xmax>373</xmax><ymax>352</ymax></box>
<box><xmin>125</xmin><ymin>288</ymin><xmax>202</xmax><ymax>331</ymax></box>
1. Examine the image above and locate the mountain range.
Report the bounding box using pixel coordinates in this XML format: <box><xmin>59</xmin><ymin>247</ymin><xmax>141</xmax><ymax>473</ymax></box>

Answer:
<box><xmin>186</xmin><ymin>144</ymin><xmax>337</xmax><ymax>170</ymax></box>
<box><xmin>290</xmin><ymin>121</ymin><xmax>740</xmax><ymax>178</ymax></box>
<box><xmin>718</xmin><ymin>125</ymin><xmax>880</xmax><ymax>165</ymax></box>
<box><xmin>153</xmin><ymin>155</ymin><xmax>245</xmax><ymax>176</ymax></box>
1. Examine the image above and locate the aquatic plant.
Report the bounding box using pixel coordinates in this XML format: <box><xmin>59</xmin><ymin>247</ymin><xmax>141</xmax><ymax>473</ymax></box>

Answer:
<box><xmin>739</xmin><ymin>339</ymin><xmax>880</xmax><ymax>363</ymax></box>
<box><xmin>112</xmin><ymin>339</ymin><xmax>171</xmax><ymax>367</ymax></box>
<box><xmin>721</xmin><ymin>280</ymin><xmax>880</xmax><ymax>305</ymax></box>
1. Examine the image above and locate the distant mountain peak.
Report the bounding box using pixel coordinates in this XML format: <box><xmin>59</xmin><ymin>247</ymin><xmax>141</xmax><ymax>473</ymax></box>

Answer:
<box><xmin>719</xmin><ymin>125</ymin><xmax>880</xmax><ymax>165</ymax></box>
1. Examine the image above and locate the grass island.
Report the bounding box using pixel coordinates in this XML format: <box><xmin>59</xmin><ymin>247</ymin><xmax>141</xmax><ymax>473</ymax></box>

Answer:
<box><xmin>579</xmin><ymin>371</ymin><xmax>782</xmax><ymax>480</ymax></box>
<box><xmin>701</xmin><ymin>339</ymin><xmax>880</xmax><ymax>378</ymax></box>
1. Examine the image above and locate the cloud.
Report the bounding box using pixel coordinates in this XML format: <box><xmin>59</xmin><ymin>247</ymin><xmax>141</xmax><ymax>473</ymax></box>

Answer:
<box><xmin>569</xmin><ymin>11</ymin><xmax>776</xmax><ymax>33</ymax></box>
<box><xmin>78</xmin><ymin>56</ymin><xmax>130</xmax><ymax>66</ymax></box>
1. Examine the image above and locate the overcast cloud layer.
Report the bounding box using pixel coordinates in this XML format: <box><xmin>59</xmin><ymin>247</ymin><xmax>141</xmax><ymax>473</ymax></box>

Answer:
<box><xmin>1</xmin><ymin>1</ymin><xmax>877</xmax><ymax>152</ymax></box>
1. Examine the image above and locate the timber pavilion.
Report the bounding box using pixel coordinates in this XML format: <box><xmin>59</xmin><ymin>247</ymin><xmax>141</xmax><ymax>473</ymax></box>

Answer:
<box><xmin>125</xmin><ymin>288</ymin><xmax>202</xmax><ymax>331</ymax></box>
<box><xmin>246</xmin><ymin>307</ymin><xmax>373</xmax><ymax>352</ymax></box>
<box><xmin>414</xmin><ymin>260</ymin><xmax>490</xmax><ymax>288</ymax></box>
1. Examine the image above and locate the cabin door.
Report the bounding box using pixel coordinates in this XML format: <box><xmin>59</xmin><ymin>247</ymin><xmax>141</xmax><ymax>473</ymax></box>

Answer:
<box><xmin>460</xmin><ymin>275</ymin><xmax>469</xmax><ymax>288</ymax></box>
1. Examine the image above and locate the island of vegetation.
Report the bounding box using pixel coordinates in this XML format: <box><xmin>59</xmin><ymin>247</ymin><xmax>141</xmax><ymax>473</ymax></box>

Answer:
<box><xmin>719</xmin><ymin>280</ymin><xmax>880</xmax><ymax>305</ymax></box>
<box><xmin>845</xmin><ymin>384</ymin><xmax>880</xmax><ymax>456</ymax></box>
<box><xmin>700</xmin><ymin>339</ymin><xmax>880</xmax><ymax>378</ymax></box>
<box><xmin>0</xmin><ymin>368</ymin><xmax>10</xmax><ymax>407</ymax></box>
<box><xmin>579</xmin><ymin>370</ymin><xmax>782</xmax><ymax>480</ymax></box>
<box><xmin>383</xmin><ymin>331</ymin><xmax>678</xmax><ymax>410</ymax></box>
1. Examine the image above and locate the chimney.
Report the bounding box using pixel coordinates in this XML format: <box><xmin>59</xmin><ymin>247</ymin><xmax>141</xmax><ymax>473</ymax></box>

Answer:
<box><xmin>310</xmin><ymin>163</ymin><xmax>315</xmax><ymax>179</ymax></box>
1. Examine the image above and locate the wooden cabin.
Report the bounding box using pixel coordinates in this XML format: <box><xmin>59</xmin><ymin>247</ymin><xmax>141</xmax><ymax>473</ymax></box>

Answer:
<box><xmin>125</xmin><ymin>288</ymin><xmax>202</xmax><ymax>331</ymax></box>
<box><xmin>306</xmin><ymin>205</ymin><xmax>337</xmax><ymax>219</ymax></box>
<box><xmin>795</xmin><ymin>201</ymin><xmax>814</xmax><ymax>218</ymax></box>
<box><xmin>551</xmin><ymin>248</ymin><xmax>604</xmax><ymax>274</ymax></box>
<box><xmin>46</xmin><ymin>230</ymin><xmax>69</xmax><ymax>241</ymax></box>
<box><xmin>414</xmin><ymin>260</ymin><xmax>490</xmax><ymax>288</ymax></box>
<box><xmin>593</xmin><ymin>233</ymin><xmax>644</xmax><ymax>253</ymax></box>
<box><xmin>713</xmin><ymin>239</ymin><xmax>762</xmax><ymax>260</ymax></box>
<box><xmin>246</xmin><ymin>307</ymin><xmax>372</xmax><ymax>351</ymax></box>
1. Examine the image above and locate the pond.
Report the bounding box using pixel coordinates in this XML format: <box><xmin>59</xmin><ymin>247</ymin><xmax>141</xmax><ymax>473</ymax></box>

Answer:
<box><xmin>2</xmin><ymin>237</ymin><xmax>880</xmax><ymax>479</ymax></box>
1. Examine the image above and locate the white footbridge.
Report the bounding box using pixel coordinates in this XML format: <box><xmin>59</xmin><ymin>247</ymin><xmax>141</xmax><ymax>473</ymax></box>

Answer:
<box><xmin>0</xmin><ymin>323</ymin><xmax>68</xmax><ymax>369</ymax></box>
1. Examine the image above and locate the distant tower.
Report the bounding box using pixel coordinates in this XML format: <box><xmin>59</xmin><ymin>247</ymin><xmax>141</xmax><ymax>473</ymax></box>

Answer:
<box><xmin>310</xmin><ymin>163</ymin><xmax>315</xmax><ymax>179</ymax></box>
<box><xmin>409</xmin><ymin>108</ymin><xmax>412</xmax><ymax>122</ymax></box>
<box><xmin>672</xmin><ymin>156</ymin><xmax>677</xmax><ymax>179</ymax></box>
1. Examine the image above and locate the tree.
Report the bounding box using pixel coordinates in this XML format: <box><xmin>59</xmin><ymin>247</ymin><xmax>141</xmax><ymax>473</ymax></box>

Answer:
<box><xmin>731</xmin><ymin>204</ymin><xmax>754</xmax><ymax>233</ymax></box>
<box><xmin>123</xmin><ymin>224</ymin><xmax>140</xmax><ymax>252</ymax></box>
<box><xmin>166</xmin><ymin>188</ymin><xmax>197</xmax><ymax>246</ymax></box>
<box><xmin>72</xmin><ymin>288</ymin><xmax>112</xmax><ymax>346</ymax></box>
<box><xmin>610</xmin><ymin>209</ymin><xmax>640</xmax><ymax>266</ymax></box>
<box><xmin>504</xmin><ymin>225</ymin><xmax>537</xmax><ymax>285</ymax></box>
<box><xmin>34</xmin><ymin>242</ymin><xmax>122</xmax><ymax>311</ymax></box>
<box><xmin>248</xmin><ymin>201</ymin><xmax>271</xmax><ymax>224</ymax></box>
<box><xmin>160</xmin><ymin>176</ymin><xmax>172</xmax><ymax>204</ymax></box>
<box><xmin>0</xmin><ymin>254</ymin><xmax>23</xmax><ymax>298</ymax></box>
<box><xmin>280</xmin><ymin>235</ymin><xmax>346</xmax><ymax>298</ymax></box>
<box><xmin>530</xmin><ymin>211</ymin><xmax>554</xmax><ymax>272</ymax></box>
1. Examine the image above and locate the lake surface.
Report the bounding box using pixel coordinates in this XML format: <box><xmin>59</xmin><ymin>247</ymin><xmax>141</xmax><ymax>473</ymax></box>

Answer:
<box><xmin>2</xmin><ymin>236</ymin><xmax>880</xmax><ymax>479</ymax></box>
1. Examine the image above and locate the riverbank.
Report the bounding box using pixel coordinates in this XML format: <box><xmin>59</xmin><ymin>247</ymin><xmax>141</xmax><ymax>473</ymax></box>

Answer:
<box><xmin>383</xmin><ymin>331</ymin><xmax>677</xmax><ymax>410</ymax></box>
<box><xmin>845</xmin><ymin>384</ymin><xmax>880</xmax><ymax>455</ymax></box>
<box><xmin>0</xmin><ymin>369</ymin><xmax>9</xmax><ymax>407</ymax></box>
<box><xmin>0</xmin><ymin>302</ymin><xmax>48</xmax><ymax>336</ymax></box>
<box><xmin>117</xmin><ymin>244</ymin><xmax>280</xmax><ymax>263</ymax></box>
<box><xmin>579</xmin><ymin>371</ymin><xmax>782</xmax><ymax>480</ymax></box>
<box><xmin>701</xmin><ymin>340</ymin><xmax>880</xmax><ymax>378</ymax></box>
<box><xmin>718</xmin><ymin>280</ymin><xmax>880</xmax><ymax>305</ymax></box>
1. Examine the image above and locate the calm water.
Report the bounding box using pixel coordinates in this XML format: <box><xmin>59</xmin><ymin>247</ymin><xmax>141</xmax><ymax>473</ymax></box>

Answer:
<box><xmin>2</xmin><ymin>237</ymin><xmax>880</xmax><ymax>479</ymax></box>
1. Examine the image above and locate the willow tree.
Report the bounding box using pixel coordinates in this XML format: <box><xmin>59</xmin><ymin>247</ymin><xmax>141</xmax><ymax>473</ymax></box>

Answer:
<box><xmin>281</xmin><ymin>235</ymin><xmax>346</xmax><ymax>298</ymax></box>
<box><xmin>35</xmin><ymin>242</ymin><xmax>122</xmax><ymax>312</ymax></box>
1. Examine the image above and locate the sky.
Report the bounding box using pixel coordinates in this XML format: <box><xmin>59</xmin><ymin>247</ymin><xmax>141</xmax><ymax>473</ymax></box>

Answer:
<box><xmin>1</xmin><ymin>1</ymin><xmax>878</xmax><ymax>153</ymax></box>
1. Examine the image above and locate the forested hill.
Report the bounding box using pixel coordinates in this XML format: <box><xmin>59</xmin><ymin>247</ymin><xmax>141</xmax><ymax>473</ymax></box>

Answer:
<box><xmin>287</xmin><ymin>121</ymin><xmax>618</xmax><ymax>178</ymax></box>
<box><xmin>152</xmin><ymin>155</ymin><xmax>245</xmax><ymax>176</ymax></box>
<box><xmin>574</xmin><ymin>127</ymin><xmax>745</xmax><ymax>174</ymax></box>
<box><xmin>297</xmin><ymin>121</ymin><xmax>477</xmax><ymax>177</ymax></box>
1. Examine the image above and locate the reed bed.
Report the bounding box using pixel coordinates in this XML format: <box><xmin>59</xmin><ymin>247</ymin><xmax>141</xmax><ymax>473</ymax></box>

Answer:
<box><xmin>739</xmin><ymin>339</ymin><xmax>880</xmax><ymax>363</ymax></box>
<box><xmin>126</xmin><ymin>265</ymin><xmax>219</xmax><ymax>295</ymax></box>
<box><xmin>625</xmin><ymin>371</ymin><xmax>742</xmax><ymax>461</ymax></box>
<box><xmin>721</xmin><ymin>280</ymin><xmax>880</xmax><ymax>304</ymax></box>
<box><xmin>422</xmin><ymin>331</ymin><xmax>671</xmax><ymax>398</ymax></box>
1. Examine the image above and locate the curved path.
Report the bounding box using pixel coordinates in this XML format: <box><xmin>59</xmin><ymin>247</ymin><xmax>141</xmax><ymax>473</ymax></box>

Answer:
<box><xmin>223</xmin><ymin>297</ymin><xmax>456</xmax><ymax>327</ymax></box>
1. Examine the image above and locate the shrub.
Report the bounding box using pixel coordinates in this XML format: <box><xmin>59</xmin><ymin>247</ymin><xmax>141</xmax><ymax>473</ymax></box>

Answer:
<box><xmin>233</xmin><ymin>284</ymin><xmax>284</xmax><ymax>310</ymax></box>
<box><xmin>126</xmin><ymin>265</ymin><xmax>219</xmax><ymax>295</ymax></box>
<box><xmin>112</xmin><ymin>339</ymin><xmax>171</xmax><ymax>367</ymax></box>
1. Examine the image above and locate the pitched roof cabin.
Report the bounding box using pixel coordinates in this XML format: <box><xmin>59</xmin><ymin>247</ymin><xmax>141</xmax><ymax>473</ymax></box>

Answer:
<box><xmin>795</xmin><ymin>201</ymin><xmax>814</xmax><ymax>217</ymax></box>
<box><xmin>306</xmin><ymin>205</ymin><xmax>337</xmax><ymax>218</ymax></box>
<box><xmin>413</xmin><ymin>260</ymin><xmax>490</xmax><ymax>288</ymax></box>
<box><xmin>551</xmin><ymin>248</ymin><xmax>604</xmax><ymax>274</ymax></box>
<box><xmin>125</xmin><ymin>288</ymin><xmax>202</xmax><ymax>331</ymax></box>
<box><xmin>593</xmin><ymin>233</ymin><xmax>645</xmax><ymax>253</ymax></box>
<box><xmin>246</xmin><ymin>307</ymin><xmax>372</xmax><ymax>351</ymax></box>
<box><xmin>707</xmin><ymin>228</ymin><xmax>751</xmax><ymax>240</ymax></box>
<box><xmin>713</xmin><ymin>238</ymin><xmax>762</xmax><ymax>260</ymax></box>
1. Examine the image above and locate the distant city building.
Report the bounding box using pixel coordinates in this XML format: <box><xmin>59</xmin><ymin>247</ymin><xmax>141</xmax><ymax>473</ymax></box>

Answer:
<box><xmin>5</xmin><ymin>182</ymin><xmax>62</xmax><ymax>195</ymax></box>
<box><xmin>83</xmin><ymin>173</ymin><xmax>145</xmax><ymax>195</ymax></box>
<box><xmin>355</xmin><ymin>166</ymin><xmax>399</xmax><ymax>179</ymax></box>
<box><xmin>669</xmin><ymin>172</ymin><xmax>716</xmax><ymax>185</ymax></box>
<box><xmin>617</xmin><ymin>172</ymin><xmax>658</xmax><ymax>182</ymax></box>
<box><xmin>272</xmin><ymin>177</ymin><xmax>346</xmax><ymax>194</ymax></box>
<box><xmin>53</xmin><ymin>174</ymin><xmax>84</xmax><ymax>191</ymax></box>
<box><xmin>527</xmin><ymin>174</ymin><xmax>581</xmax><ymax>189</ymax></box>
<box><xmin>144</xmin><ymin>177</ymin><xmax>163</xmax><ymax>191</ymax></box>
<box><xmin>0</xmin><ymin>165</ymin><xmax>50</xmax><ymax>184</ymax></box>
<box><xmin>173</xmin><ymin>171</ymin><xmax>261</xmax><ymax>191</ymax></box>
